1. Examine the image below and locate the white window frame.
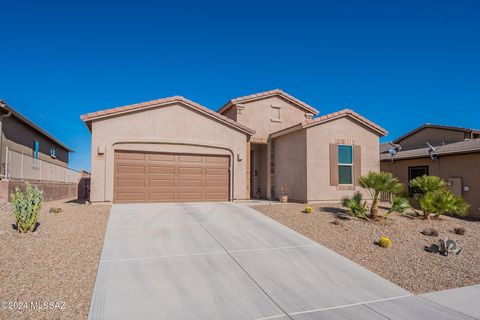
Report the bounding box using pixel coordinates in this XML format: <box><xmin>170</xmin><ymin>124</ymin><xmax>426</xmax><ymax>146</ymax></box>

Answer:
<box><xmin>338</xmin><ymin>144</ymin><xmax>354</xmax><ymax>185</ymax></box>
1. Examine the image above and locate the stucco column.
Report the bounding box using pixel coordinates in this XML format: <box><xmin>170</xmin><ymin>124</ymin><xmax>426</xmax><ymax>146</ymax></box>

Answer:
<box><xmin>266</xmin><ymin>140</ymin><xmax>272</xmax><ymax>199</ymax></box>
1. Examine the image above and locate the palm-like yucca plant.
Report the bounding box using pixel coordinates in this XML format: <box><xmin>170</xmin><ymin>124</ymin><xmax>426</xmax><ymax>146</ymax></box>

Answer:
<box><xmin>418</xmin><ymin>190</ymin><xmax>469</xmax><ymax>219</ymax></box>
<box><xmin>410</xmin><ymin>175</ymin><xmax>447</xmax><ymax>196</ymax></box>
<box><xmin>358</xmin><ymin>171</ymin><xmax>404</xmax><ymax>219</ymax></box>
<box><xmin>341</xmin><ymin>191</ymin><xmax>369</xmax><ymax>220</ymax></box>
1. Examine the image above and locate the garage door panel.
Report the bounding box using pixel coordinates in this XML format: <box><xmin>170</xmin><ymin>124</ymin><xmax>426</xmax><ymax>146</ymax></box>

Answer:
<box><xmin>114</xmin><ymin>151</ymin><xmax>229</xmax><ymax>203</ymax></box>
<box><xmin>116</xmin><ymin>192</ymin><xmax>146</xmax><ymax>201</ymax></box>
<box><xmin>117</xmin><ymin>165</ymin><xmax>145</xmax><ymax>173</ymax></box>
<box><xmin>178</xmin><ymin>155</ymin><xmax>203</xmax><ymax>162</ymax></box>
<box><xmin>115</xmin><ymin>173</ymin><xmax>146</xmax><ymax>180</ymax></box>
<box><xmin>148</xmin><ymin>192</ymin><xmax>176</xmax><ymax>201</ymax></box>
<box><xmin>205</xmin><ymin>156</ymin><xmax>229</xmax><ymax>164</ymax></box>
<box><xmin>148</xmin><ymin>179</ymin><xmax>175</xmax><ymax>187</ymax></box>
<box><xmin>149</xmin><ymin>154</ymin><xmax>175</xmax><ymax>162</ymax></box>
<box><xmin>205</xmin><ymin>168</ymin><xmax>229</xmax><ymax>175</ymax></box>
<box><xmin>116</xmin><ymin>152</ymin><xmax>146</xmax><ymax>160</ymax></box>
<box><xmin>116</xmin><ymin>179</ymin><xmax>145</xmax><ymax>187</ymax></box>
<box><xmin>149</xmin><ymin>166</ymin><xmax>175</xmax><ymax>174</ymax></box>
<box><xmin>177</xmin><ymin>179</ymin><xmax>202</xmax><ymax>187</ymax></box>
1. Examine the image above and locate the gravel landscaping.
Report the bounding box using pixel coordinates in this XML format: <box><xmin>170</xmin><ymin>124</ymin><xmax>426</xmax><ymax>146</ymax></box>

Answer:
<box><xmin>252</xmin><ymin>203</ymin><xmax>480</xmax><ymax>294</ymax></box>
<box><xmin>0</xmin><ymin>199</ymin><xmax>110</xmax><ymax>320</ymax></box>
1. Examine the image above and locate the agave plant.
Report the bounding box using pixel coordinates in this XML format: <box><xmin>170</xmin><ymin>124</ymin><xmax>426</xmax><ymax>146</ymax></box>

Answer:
<box><xmin>11</xmin><ymin>183</ymin><xmax>43</xmax><ymax>232</ymax></box>
<box><xmin>418</xmin><ymin>190</ymin><xmax>469</xmax><ymax>219</ymax></box>
<box><xmin>341</xmin><ymin>192</ymin><xmax>369</xmax><ymax>220</ymax></box>
<box><xmin>358</xmin><ymin>172</ymin><xmax>404</xmax><ymax>219</ymax></box>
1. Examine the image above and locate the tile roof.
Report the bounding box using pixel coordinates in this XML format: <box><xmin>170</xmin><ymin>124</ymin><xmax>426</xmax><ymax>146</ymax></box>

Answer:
<box><xmin>217</xmin><ymin>89</ymin><xmax>320</xmax><ymax>115</ymax></box>
<box><xmin>80</xmin><ymin>96</ymin><xmax>255</xmax><ymax>135</ymax></box>
<box><xmin>271</xmin><ymin>109</ymin><xmax>388</xmax><ymax>138</ymax></box>
<box><xmin>303</xmin><ymin>109</ymin><xmax>388</xmax><ymax>136</ymax></box>
<box><xmin>0</xmin><ymin>100</ymin><xmax>73</xmax><ymax>152</ymax></box>
<box><xmin>380</xmin><ymin>138</ymin><xmax>480</xmax><ymax>161</ymax></box>
<box><xmin>393</xmin><ymin>123</ymin><xmax>480</xmax><ymax>144</ymax></box>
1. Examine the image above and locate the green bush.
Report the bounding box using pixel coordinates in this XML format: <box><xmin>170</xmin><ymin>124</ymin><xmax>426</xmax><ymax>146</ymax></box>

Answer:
<box><xmin>11</xmin><ymin>183</ymin><xmax>43</xmax><ymax>233</ymax></box>
<box><xmin>342</xmin><ymin>192</ymin><xmax>369</xmax><ymax>219</ymax></box>
<box><xmin>410</xmin><ymin>175</ymin><xmax>447</xmax><ymax>196</ymax></box>
<box><xmin>418</xmin><ymin>190</ymin><xmax>469</xmax><ymax>219</ymax></box>
<box><xmin>385</xmin><ymin>195</ymin><xmax>411</xmax><ymax>217</ymax></box>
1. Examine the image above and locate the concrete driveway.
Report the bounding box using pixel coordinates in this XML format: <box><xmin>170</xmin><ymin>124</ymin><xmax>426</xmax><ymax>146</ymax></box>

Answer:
<box><xmin>88</xmin><ymin>203</ymin><xmax>475</xmax><ymax>320</ymax></box>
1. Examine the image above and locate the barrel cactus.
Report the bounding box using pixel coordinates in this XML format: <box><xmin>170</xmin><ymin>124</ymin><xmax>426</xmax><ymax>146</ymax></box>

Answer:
<box><xmin>11</xmin><ymin>183</ymin><xmax>44</xmax><ymax>233</ymax></box>
<box><xmin>304</xmin><ymin>206</ymin><xmax>313</xmax><ymax>214</ymax></box>
<box><xmin>378</xmin><ymin>236</ymin><xmax>392</xmax><ymax>248</ymax></box>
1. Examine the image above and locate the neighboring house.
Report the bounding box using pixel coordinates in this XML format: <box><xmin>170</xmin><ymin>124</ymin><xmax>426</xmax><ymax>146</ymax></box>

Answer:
<box><xmin>0</xmin><ymin>100</ymin><xmax>79</xmax><ymax>201</ymax></box>
<box><xmin>81</xmin><ymin>89</ymin><xmax>387</xmax><ymax>204</ymax></box>
<box><xmin>380</xmin><ymin>124</ymin><xmax>480</xmax><ymax>218</ymax></box>
<box><xmin>0</xmin><ymin>100</ymin><xmax>73</xmax><ymax>173</ymax></box>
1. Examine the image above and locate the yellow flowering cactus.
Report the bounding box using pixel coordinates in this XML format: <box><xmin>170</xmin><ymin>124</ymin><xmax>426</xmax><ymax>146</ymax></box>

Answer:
<box><xmin>304</xmin><ymin>206</ymin><xmax>313</xmax><ymax>214</ymax></box>
<box><xmin>378</xmin><ymin>236</ymin><xmax>392</xmax><ymax>248</ymax></box>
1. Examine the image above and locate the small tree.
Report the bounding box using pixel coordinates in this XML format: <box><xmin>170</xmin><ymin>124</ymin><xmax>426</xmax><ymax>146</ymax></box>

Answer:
<box><xmin>358</xmin><ymin>172</ymin><xmax>404</xmax><ymax>219</ymax></box>
<box><xmin>11</xmin><ymin>182</ymin><xmax>43</xmax><ymax>232</ymax></box>
<box><xmin>410</xmin><ymin>175</ymin><xmax>469</xmax><ymax>219</ymax></box>
<box><xmin>385</xmin><ymin>195</ymin><xmax>411</xmax><ymax>218</ymax></box>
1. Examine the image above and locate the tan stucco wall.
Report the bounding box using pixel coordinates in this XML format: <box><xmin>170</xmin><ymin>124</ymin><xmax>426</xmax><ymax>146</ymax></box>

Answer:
<box><xmin>89</xmin><ymin>103</ymin><xmax>249</xmax><ymax>202</ymax></box>
<box><xmin>1</xmin><ymin>116</ymin><xmax>69</xmax><ymax>175</ymax></box>
<box><xmin>381</xmin><ymin>153</ymin><xmax>480</xmax><ymax>218</ymax></box>
<box><xmin>234</xmin><ymin>96</ymin><xmax>308</xmax><ymax>141</ymax></box>
<box><xmin>273</xmin><ymin>129</ymin><xmax>307</xmax><ymax>202</ymax></box>
<box><xmin>306</xmin><ymin>117</ymin><xmax>380</xmax><ymax>201</ymax></box>
<box><xmin>397</xmin><ymin>128</ymin><xmax>467</xmax><ymax>149</ymax></box>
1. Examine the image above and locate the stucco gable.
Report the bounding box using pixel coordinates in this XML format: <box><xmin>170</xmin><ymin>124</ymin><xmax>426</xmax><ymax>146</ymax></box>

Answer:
<box><xmin>218</xmin><ymin>89</ymin><xmax>319</xmax><ymax>115</ymax></box>
<box><xmin>81</xmin><ymin>96</ymin><xmax>255</xmax><ymax>135</ymax></box>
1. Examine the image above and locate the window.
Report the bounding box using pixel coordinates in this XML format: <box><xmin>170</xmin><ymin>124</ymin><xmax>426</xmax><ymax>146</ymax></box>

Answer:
<box><xmin>33</xmin><ymin>140</ymin><xmax>40</xmax><ymax>159</ymax></box>
<box><xmin>408</xmin><ymin>166</ymin><xmax>429</xmax><ymax>196</ymax></box>
<box><xmin>50</xmin><ymin>148</ymin><xmax>56</xmax><ymax>158</ymax></box>
<box><xmin>271</xmin><ymin>105</ymin><xmax>281</xmax><ymax>122</ymax></box>
<box><xmin>338</xmin><ymin>145</ymin><xmax>353</xmax><ymax>184</ymax></box>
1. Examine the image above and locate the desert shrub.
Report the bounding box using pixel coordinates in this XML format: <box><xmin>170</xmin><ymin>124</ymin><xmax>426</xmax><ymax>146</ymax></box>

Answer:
<box><xmin>358</xmin><ymin>172</ymin><xmax>404</xmax><ymax>219</ymax></box>
<box><xmin>342</xmin><ymin>192</ymin><xmax>369</xmax><ymax>219</ymax></box>
<box><xmin>385</xmin><ymin>195</ymin><xmax>411</xmax><ymax>217</ymax></box>
<box><xmin>304</xmin><ymin>206</ymin><xmax>313</xmax><ymax>214</ymax></box>
<box><xmin>418</xmin><ymin>190</ymin><xmax>469</xmax><ymax>219</ymax></box>
<box><xmin>421</xmin><ymin>228</ymin><xmax>439</xmax><ymax>236</ymax></box>
<box><xmin>410</xmin><ymin>175</ymin><xmax>447</xmax><ymax>196</ymax></box>
<box><xmin>378</xmin><ymin>236</ymin><xmax>392</xmax><ymax>248</ymax></box>
<box><xmin>410</xmin><ymin>175</ymin><xmax>469</xmax><ymax>219</ymax></box>
<box><xmin>454</xmin><ymin>227</ymin><xmax>466</xmax><ymax>235</ymax></box>
<box><xmin>11</xmin><ymin>183</ymin><xmax>43</xmax><ymax>233</ymax></box>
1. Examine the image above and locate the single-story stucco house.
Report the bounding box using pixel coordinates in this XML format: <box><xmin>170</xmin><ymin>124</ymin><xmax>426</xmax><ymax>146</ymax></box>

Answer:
<box><xmin>81</xmin><ymin>90</ymin><xmax>387</xmax><ymax>204</ymax></box>
<box><xmin>380</xmin><ymin>124</ymin><xmax>480</xmax><ymax>218</ymax></box>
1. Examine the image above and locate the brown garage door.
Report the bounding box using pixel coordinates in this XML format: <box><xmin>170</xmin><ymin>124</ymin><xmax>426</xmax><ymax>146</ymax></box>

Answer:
<box><xmin>114</xmin><ymin>151</ymin><xmax>230</xmax><ymax>203</ymax></box>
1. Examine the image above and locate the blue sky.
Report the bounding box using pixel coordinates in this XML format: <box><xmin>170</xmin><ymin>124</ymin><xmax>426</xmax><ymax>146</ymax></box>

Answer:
<box><xmin>1</xmin><ymin>0</ymin><xmax>479</xmax><ymax>171</ymax></box>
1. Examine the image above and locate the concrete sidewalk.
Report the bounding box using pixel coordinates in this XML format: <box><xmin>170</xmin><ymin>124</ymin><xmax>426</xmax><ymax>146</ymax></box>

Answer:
<box><xmin>88</xmin><ymin>203</ymin><xmax>478</xmax><ymax>320</ymax></box>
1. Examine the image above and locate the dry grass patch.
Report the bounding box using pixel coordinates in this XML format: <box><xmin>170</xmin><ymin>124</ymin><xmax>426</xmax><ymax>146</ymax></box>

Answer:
<box><xmin>0</xmin><ymin>199</ymin><xmax>110</xmax><ymax>320</ymax></box>
<box><xmin>253</xmin><ymin>203</ymin><xmax>480</xmax><ymax>294</ymax></box>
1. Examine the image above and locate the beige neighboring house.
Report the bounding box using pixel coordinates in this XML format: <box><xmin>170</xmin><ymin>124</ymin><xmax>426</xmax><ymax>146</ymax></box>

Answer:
<box><xmin>81</xmin><ymin>89</ymin><xmax>387</xmax><ymax>204</ymax></box>
<box><xmin>380</xmin><ymin>124</ymin><xmax>480</xmax><ymax>218</ymax></box>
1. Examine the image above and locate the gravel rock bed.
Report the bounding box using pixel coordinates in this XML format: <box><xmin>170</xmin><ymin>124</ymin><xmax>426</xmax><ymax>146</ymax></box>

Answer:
<box><xmin>253</xmin><ymin>203</ymin><xmax>480</xmax><ymax>294</ymax></box>
<box><xmin>0</xmin><ymin>199</ymin><xmax>110</xmax><ymax>320</ymax></box>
